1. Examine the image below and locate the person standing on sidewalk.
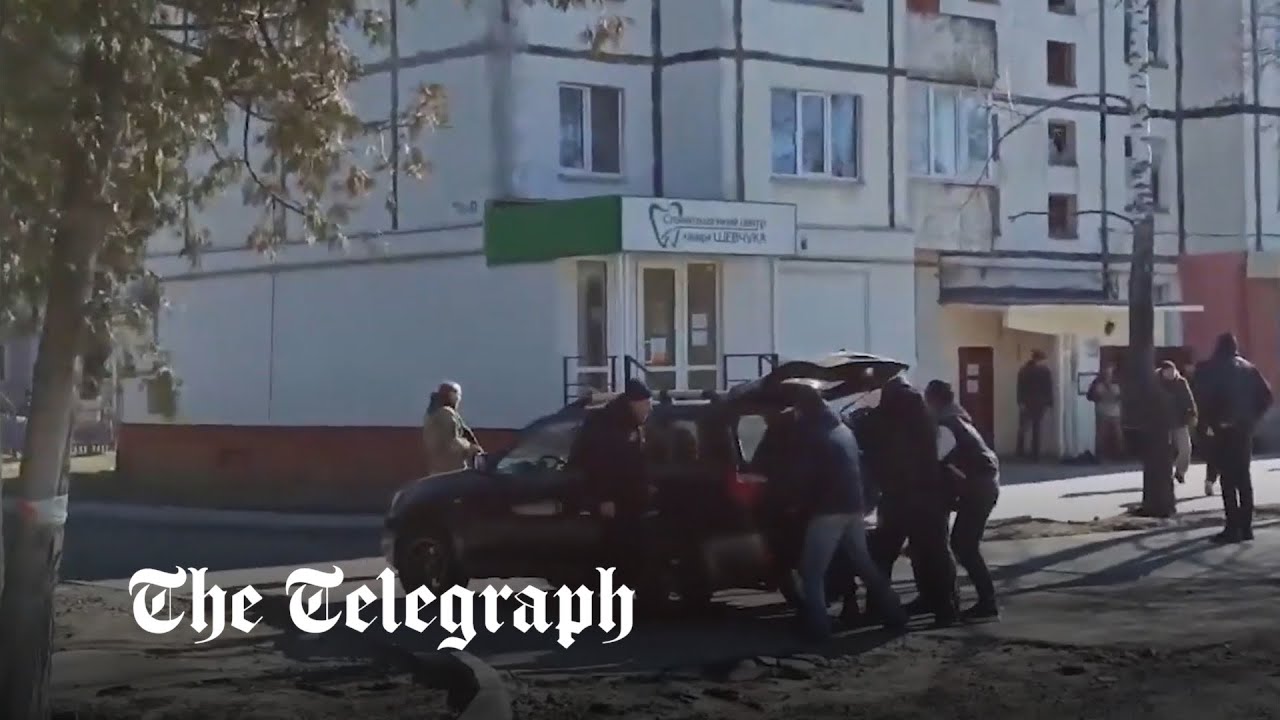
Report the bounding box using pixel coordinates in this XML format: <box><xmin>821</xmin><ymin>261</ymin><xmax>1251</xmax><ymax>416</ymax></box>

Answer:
<box><xmin>422</xmin><ymin>381</ymin><xmax>483</xmax><ymax>476</ymax></box>
<box><xmin>1156</xmin><ymin>361</ymin><xmax>1197</xmax><ymax>485</ymax></box>
<box><xmin>1015</xmin><ymin>350</ymin><xmax>1054</xmax><ymax>461</ymax></box>
<box><xmin>1087</xmin><ymin>363</ymin><xmax>1125</xmax><ymax>462</ymax></box>
<box><xmin>1193</xmin><ymin>333</ymin><xmax>1273</xmax><ymax>544</ymax></box>
<box><xmin>784</xmin><ymin>380</ymin><xmax>906</xmax><ymax>639</ymax></box>
<box><xmin>1186</xmin><ymin>362</ymin><xmax>1219</xmax><ymax>497</ymax></box>
<box><xmin>926</xmin><ymin>381</ymin><xmax>1001</xmax><ymax>622</ymax></box>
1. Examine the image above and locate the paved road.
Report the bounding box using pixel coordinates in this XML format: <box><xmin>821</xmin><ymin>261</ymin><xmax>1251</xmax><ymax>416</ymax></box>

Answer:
<box><xmin>62</xmin><ymin>514</ymin><xmax>376</xmax><ymax>583</ymax></box>
<box><xmin>63</xmin><ymin>456</ymin><xmax>1280</xmax><ymax>584</ymax></box>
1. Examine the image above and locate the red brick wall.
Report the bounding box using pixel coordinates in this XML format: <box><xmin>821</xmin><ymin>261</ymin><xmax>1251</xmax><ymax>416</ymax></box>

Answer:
<box><xmin>115</xmin><ymin>424</ymin><xmax>518</xmax><ymax>512</ymax></box>
<box><xmin>1245</xmin><ymin>277</ymin><xmax>1280</xmax><ymax>389</ymax></box>
<box><xmin>1178</xmin><ymin>252</ymin><xmax>1248</xmax><ymax>361</ymax></box>
<box><xmin>1178</xmin><ymin>252</ymin><xmax>1279</xmax><ymax>388</ymax></box>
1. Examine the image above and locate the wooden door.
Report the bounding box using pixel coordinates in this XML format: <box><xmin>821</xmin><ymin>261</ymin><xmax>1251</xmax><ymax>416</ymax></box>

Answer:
<box><xmin>956</xmin><ymin>347</ymin><xmax>996</xmax><ymax>445</ymax></box>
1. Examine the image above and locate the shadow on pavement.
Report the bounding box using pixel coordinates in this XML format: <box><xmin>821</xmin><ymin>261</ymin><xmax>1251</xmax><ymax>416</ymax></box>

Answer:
<box><xmin>991</xmin><ymin>519</ymin><xmax>1280</xmax><ymax>597</ymax></box>
<box><xmin>998</xmin><ymin>461</ymin><xmax>1140</xmax><ymax>486</ymax></box>
<box><xmin>1059</xmin><ymin>486</ymin><xmax>1143</xmax><ymax>499</ymax></box>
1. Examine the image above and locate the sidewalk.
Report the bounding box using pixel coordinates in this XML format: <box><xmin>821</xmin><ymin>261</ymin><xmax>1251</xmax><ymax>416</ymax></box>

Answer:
<box><xmin>995</xmin><ymin>457</ymin><xmax>1280</xmax><ymax>522</ymax></box>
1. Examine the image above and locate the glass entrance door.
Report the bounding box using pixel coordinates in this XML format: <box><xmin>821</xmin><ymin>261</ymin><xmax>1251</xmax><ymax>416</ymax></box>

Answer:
<box><xmin>637</xmin><ymin>262</ymin><xmax>720</xmax><ymax>391</ymax></box>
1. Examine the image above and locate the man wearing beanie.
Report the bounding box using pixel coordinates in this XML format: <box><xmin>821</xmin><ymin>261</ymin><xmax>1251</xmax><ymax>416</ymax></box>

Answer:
<box><xmin>567</xmin><ymin>378</ymin><xmax>655</xmax><ymax>588</ymax></box>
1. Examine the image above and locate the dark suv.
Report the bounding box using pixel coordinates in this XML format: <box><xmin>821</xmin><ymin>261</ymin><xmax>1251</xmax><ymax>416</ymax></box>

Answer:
<box><xmin>382</xmin><ymin>353</ymin><xmax>907</xmax><ymax>608</ymax></box>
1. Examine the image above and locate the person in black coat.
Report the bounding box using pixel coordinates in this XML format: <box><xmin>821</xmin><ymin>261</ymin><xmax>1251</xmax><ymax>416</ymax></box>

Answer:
<box><xmin>867</xmin><ymin>373</ymin><xmax>960</xmax><ymax>627</ymax></box>
<box><xmin>1192</xmin><ymin>333</ymin><xmax>1274</xmax><ymax>543</ymax></box>
<box><xmin>1015</xmin><ymin>350</ymin><xmax>1054</xmax><ymax>461</ymax></box>
<box><xmin>784</xmin><ymin>380</ymin><xmax>906</xmax><ymax>639</ymax></box>
<box><xmin>926</xmin><ymin>380</ymin><xmax>1001</xmax><ymax>621</ymax></box>
<box><xmin>567</xmin><ymin>379</ymin><xmax>655</xmax><ymax>581</ymax></box>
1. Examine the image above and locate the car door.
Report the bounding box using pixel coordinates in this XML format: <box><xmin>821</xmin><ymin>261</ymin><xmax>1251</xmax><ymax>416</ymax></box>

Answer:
<box><xmin>482</xmin><ymin>415</ymin><xmax>603</xmax><ymax>579</ymax></box>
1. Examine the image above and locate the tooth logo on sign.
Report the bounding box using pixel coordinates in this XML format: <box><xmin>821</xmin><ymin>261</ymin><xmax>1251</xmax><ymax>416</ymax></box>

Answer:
<box><xmin>648</xmin><ymin>201</ymin><xmax>684</xmax><ymax>249</ymax></box>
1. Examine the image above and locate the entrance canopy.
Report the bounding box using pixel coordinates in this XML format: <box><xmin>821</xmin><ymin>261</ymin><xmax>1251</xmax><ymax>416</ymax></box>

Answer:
<box><xmin>940</xmin><ymin>286</ymin><xmax>1203</xmax><ymax>337</ymax></box>
<box><xmin>484</xmin><ymin>195</ymin><xmax>798</xmax><ymax>265</ymax></box>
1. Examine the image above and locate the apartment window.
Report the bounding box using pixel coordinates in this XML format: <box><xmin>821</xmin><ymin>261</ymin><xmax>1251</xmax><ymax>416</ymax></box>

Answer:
<box><xmin>910</xmin><ymin>85</ymin><xmax>994</xmax><ymax>178</ymax></box>
<box><xmin>558</xmin><ymin>84</ymin><xmax>622</xmax><ymax>175</ymax></box>
<box><xmin>771</xmin><ymin>89</ymin><xmax>861</xmax><ymax>179</ymax></box>
<box><xmin>1123</xmin><ymin>2</ymin><xmax>1162</xmax><ymax>61</ymax></box>
<box><xmin>1047</xmin><ymin>41</ymin><xmax>1076</xmax><ymax>86</ymax></box>
<box><xmin>1048</xmin><ymin>194</ymin><xmax>1078</xmax><ymax>239</ymax></box>
<box><xmin>0</xmin><ymin>344</ymin><xmax>6</xmax><ymax>382</ymax></box>
<box><xmin>1048</xmin><ymin>119</ymin><xmax>1077</xmax><ymax>166</ymax></box>
<box><xmin>576</xmin><ymin>260</ymin><xmax>610</xmax><ymax>392</ymax></box>
<box><xmin>1048</xmin><ymin>0</ymin><xmax>1074</xmax><ymax>13</ymax></box>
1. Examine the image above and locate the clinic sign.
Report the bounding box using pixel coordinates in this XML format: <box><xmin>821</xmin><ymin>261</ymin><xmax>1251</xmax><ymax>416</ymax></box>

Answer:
<box><xmin>621</xmin><ymin>197</ymin><xmax>797</xmax><ymax>256</ymax></box>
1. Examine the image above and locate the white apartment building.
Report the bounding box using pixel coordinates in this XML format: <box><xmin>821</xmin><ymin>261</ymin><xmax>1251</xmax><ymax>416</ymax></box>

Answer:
<box><xmin>1177</xmin><ymin>0</ymin><xmax>1280</xmax><ymax>440</ymax></box>
<box><xmin>118</xmin><ymin>0</ymin><xmax>1244</xmax><ymax>489</ymax></box>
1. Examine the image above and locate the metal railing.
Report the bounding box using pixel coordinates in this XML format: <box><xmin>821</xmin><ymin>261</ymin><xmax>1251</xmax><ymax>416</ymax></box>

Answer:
<box><xmin>721</xmin><ymin>353</ymin><xmax>779</xmax><ymax>390</ymax></box>
<box><xmin>561</xmin><ymin>355</ymin><xmax>618</xmax><ymax>407</ymax></box>
<box><xmin>562</xmin><ymin>352</ymin><xmax>781</xmax><ymax>406</ymax></box>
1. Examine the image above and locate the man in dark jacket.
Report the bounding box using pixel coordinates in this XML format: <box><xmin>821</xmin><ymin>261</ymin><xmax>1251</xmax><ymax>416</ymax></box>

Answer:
<box><xmin>926</xmin><ymin>380</ymin><xmax>1001</xmax><ymax>621</ymax></box>
<box><xmin>567</xmin><ymin>379</ymin><xmax>655</xmax><ymax>580</ymax></box>
<box><xmin>1015</xmin><ymin>350</ymin><xmax>1054</xmax><ymax>461</ymax></box>
<box><xmin>785</xmin><ymin>380</ymin><xmax>906</xmax><ymax>639</ymax></box>
<box><xmin>1192</xmin><ymin>334</ymin><xmax>1273</xmax><ymax>543</ymax></box>
<box><xmin>868</xmin><ymin>373</ymin><xmax>960</xmax><ymax>627</ymax></box>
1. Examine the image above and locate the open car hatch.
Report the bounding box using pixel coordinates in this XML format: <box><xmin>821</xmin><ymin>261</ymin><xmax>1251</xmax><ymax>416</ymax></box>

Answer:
<box><xmin>726</xmin><ymin>351</ymin><xmax>909</xmax><ymax>409</ymax></box>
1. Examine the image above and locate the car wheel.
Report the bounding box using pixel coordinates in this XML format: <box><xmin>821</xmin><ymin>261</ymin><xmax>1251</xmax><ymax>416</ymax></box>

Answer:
<box><xmin>395</xmin><ymin>530</ymin><xmax>465</xmax><ymax>596</ymax></box>
<box><xmin>674</xmin><ymin>555</ymin><xmax>713</xmax><ymax>613</ymax></box>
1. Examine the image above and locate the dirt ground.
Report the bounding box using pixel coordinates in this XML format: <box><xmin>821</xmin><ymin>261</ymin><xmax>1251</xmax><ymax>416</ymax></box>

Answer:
<box><xmin>511</xmin><ymin>630</ymin><xmax>1280</xmax><ymax>720</ymax></box>
<box><xmin>50</xmin><ymin>510</ymin><xmax>1280</xmax><ymax>719</ymax></box>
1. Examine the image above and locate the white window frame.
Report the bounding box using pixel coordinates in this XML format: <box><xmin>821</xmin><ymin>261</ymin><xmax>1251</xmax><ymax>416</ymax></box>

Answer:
<box><xmin>910</xmin><ymin>85</ymin><xmax>995</xmax><ymax>181</ymax></box>
<box><xmin>558</xmin><ymin>83</ymin><xmax>624</xmax><ymax>177</ymax></box>
<box><xmin>770</xmin><ymin>89</ymin><xmax>862</xmax><ymax>181</ymax></box>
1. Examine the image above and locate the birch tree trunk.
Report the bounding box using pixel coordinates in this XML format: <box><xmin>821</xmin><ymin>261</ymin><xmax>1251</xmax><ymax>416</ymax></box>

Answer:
<box><xmin>1126</xmin><ymin>0</ymin><xmax>1175</xmax><ymax>517</ymax></box>
<box><xmin>0</xmin><ymin>217</ymin><xmax>96</xmax><ymax>719</ymax></box>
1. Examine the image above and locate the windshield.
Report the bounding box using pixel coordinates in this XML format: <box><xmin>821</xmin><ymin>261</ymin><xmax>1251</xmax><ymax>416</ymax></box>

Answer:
<box><xmin>494</xmin><ymin>418</ymin><xmax>580</xmax><ymax>474</ymax></box>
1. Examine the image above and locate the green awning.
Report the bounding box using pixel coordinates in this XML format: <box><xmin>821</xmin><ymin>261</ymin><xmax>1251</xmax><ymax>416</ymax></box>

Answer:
<box><xmin>484</xmin><ymin>195</ymin><xmax>799</xmax><ymax>265</ymax></box>
<box><xmin>484</xmin><ymin>196</ymin><xmax>621</xmax><ymax>266</ymax></box>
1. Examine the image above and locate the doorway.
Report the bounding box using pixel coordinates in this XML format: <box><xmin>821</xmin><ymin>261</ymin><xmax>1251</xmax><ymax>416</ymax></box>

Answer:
<box><xmin>957</xmin><ymin>346</ymin><xmax>995</xmax><ymax>445</ymax></box>
<box><xmin>637</xmin><ymin>262</ymin><xmax>720</xmax><ymax>391</ymax></box>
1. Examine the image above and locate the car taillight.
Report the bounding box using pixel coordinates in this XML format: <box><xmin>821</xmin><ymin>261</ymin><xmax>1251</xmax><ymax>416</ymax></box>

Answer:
<box><xmin>727</xmin><ymin>470</ymin><xmax>765</xmax><ymax>506</ymax></box>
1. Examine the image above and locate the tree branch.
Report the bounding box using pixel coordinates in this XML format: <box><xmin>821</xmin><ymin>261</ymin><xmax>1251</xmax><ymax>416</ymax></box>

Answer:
<box><xmin>239</xmin><ymin>105</ymin><xmax>306</xmax><ymax>218</ymax></box>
